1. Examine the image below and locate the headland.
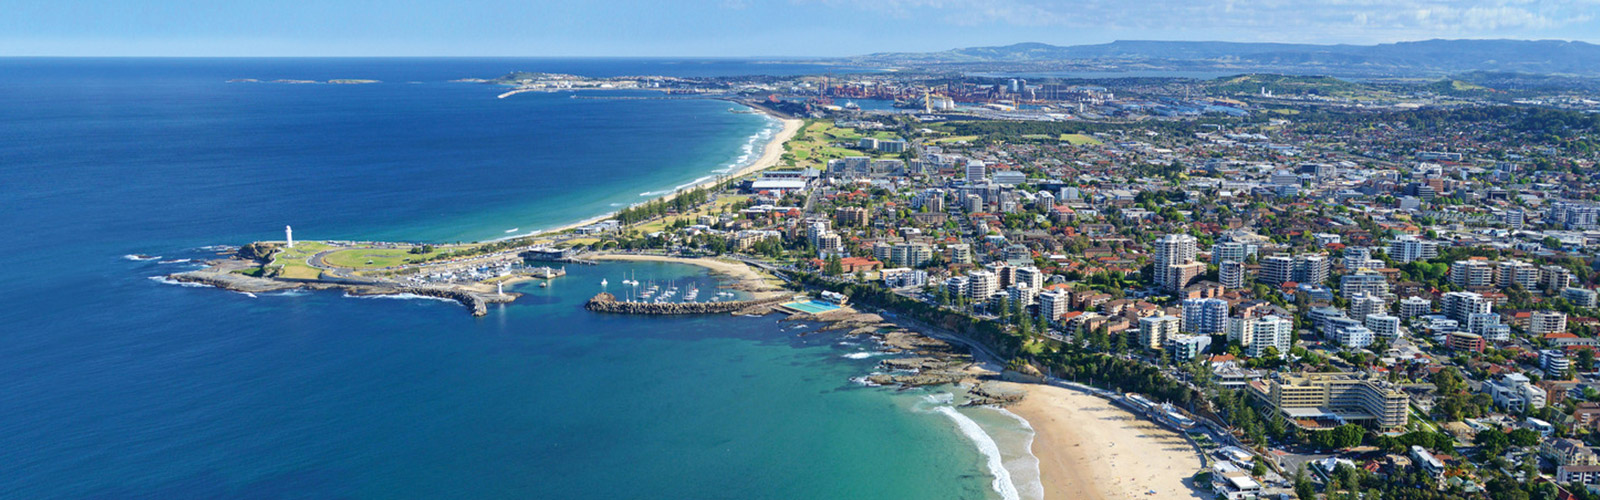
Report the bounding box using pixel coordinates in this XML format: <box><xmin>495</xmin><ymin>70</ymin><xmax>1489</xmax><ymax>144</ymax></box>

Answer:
<box><xmin>155</xmin><ymin>78</ymin><xmax>1209</xmax><ymax>500</ymax></box>
<box><xmin>165</xmin><ymin>99</ymin><xmax>799</xmax><ymax>316</ymax></box>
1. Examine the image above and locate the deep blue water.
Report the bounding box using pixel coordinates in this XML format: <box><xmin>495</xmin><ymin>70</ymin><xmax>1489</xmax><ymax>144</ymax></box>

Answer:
<box><xmin>1</xmin><ymin>58</ymin><xmax>789</xmax><ymax>249</ymax></box>
<box><xmin>0</xmin><ymin>59</ymin><xmax>1000</xmax><ymax>499</ymax></box>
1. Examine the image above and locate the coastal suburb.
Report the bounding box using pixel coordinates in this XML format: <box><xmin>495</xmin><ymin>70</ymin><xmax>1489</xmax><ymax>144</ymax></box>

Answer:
<box><xmin>170</xmin><ymin>57</ymin><xmax>1600</xmax><ymax>500</ymax></box>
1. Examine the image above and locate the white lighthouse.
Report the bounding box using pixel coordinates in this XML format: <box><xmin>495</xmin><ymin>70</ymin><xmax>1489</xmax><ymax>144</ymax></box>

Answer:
<box><xmin>285</xmin><ymin>225</ymin><xmax>294</xmax><ymax>248</ymax></box>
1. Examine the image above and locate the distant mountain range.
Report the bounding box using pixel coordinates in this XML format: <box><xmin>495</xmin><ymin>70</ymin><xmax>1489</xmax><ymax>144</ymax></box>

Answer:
<box><xmin>833</xmin><ymin>39</ymin><xmax>1600</xmax><ymax>77</ymax></box>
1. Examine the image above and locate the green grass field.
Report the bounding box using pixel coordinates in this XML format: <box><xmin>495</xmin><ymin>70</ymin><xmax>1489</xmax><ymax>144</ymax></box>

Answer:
<box><xmin>782</xmin><ymin>120</ymin><xmax>899</xmax><ymax>170</ymax></box>
<box><xmin>321</xmin><ymin>246</ymin><xmax>457</xmax><ymax>269</ymax></box>
<box><xmin>1059</xmin><ymin>133</ymin><xmax>1102</xmax><ymax>145</ymax></box>
<box><xmin>930</xmin><ymin>135</ymin><xmax>979</xmax><ymax>144</ymax></box>
<box><xmin>632</xmin><ymin>195</ymin><xmax>750</xmax><ymax>234</ymax></box>
<box><xmin>266</xmin><ymin>241</ymin><xmax>332</xmax><ymax>280</ymax></box>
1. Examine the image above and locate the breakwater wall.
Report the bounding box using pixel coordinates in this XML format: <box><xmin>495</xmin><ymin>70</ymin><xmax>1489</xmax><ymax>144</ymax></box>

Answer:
<box><xmin>348</xmin><ymin>286</ymin><xmax>517</xmax><ymax>317</ymax></box>
<box><xmin>584</xmin><ymin>292</ymin><xmax>793</xmax><ymax>315</ymax></box>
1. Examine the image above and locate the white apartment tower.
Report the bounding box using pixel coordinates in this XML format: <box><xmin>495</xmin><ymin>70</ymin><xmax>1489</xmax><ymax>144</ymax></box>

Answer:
<box><xmin>1139</xmin><ymin>315</ymin><xmax>1182</xmax><ymax>351</ymax></box>
<box><xmin>1038</xmin><ymin>290</ymin><xmax>1070</xmax><ymax>323</ymax></box>
<box><xmin>1341</xmin><ymin>271</ymin><xmax>1390</xmax><ymax>300</ymax></box>
<box><xmin>1219</xmin><ymin>260</ymin><xmax>1245</xmax><ymax>289</ymax></box>
<box><xmin>1442</xmin><ymin>291</ymin><xmax>1491</xmax><ymax>324</ymax></box>
<box><xmin>1389</xmin><ymin>236</ymin><xmax>1438</xmax><ymax>263</ymax></box>
<box><xmin>1449</xmin><ymin>260</ymin><xmax>1494</xmax><ymax>288</ymax></box>
<box><xmin>965</xmin><ymin>160</ymin><xmax>987</xmax><ymax>183</ymax></box>
<box><xmin>1399</xmin><ymin>296</ymin><xmax>1432</xmax><ymax>320</ymax></box>
<box><xmin>1530</xmin><ymin>311</ymin><xmax>1569</xmax><ymax>335</ymax></box>
<box><xmin>1153</xmin><ymin>234</ymin><xmax>1199</xmax><ymax>292</ymax></box>
<box><xmin>1182</xmin><ymin>298</ymin><xmax>1230</xmax><ymax>335</ymax></box>
<box><xmin>967</xmin><ymin>270</ymin><xmax>999</xmax><ymax>302</ymax></box>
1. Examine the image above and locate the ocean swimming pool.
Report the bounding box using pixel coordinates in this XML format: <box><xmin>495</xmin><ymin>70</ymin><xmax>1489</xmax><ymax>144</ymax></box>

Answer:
<box><xmin>783</xmin><ymin>300</ymin><xmax>842</xmax><ymax>314</ymax></box>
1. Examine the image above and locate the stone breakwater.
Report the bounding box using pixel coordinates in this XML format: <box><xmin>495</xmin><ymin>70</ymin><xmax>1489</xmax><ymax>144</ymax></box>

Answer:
<box><xmin>583</xmin><ymin>292</ymin><xmax>795</xmax><ymax>315</ymax></box>
<box><xmin>347</xmin><ymin>286</ymin><xmax>516</xmax><ymax>317</ymax></box>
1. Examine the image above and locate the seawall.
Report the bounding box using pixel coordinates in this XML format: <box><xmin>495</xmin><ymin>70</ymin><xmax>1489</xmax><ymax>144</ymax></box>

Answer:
<box><xmin>584</xmin><ymin>292</ymin><xmax>794</xmax><ymax>315</ymax></box>
<box><xmin>348</xmin><ymin>286</ymin><xmax>518</xmax><ymax>317</ymax></box>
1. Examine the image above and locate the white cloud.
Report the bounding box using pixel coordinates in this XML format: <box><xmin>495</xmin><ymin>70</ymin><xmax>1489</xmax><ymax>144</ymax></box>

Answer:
<box><xmin>803</xmin><ymin>0</ymin><xmax>1600</xmax><ymax>41</ymax></box>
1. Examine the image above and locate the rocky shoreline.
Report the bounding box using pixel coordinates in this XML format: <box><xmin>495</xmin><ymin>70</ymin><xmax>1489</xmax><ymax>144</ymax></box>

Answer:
<box><xmin>167</xmin><ymin>258</ymin><xmax>519</xmax><ymax>317</ymax></box>
<box><xmin>780</xmin><ymin>309</ymin><xmax>1025</xmax><ymax>407</ymax></box>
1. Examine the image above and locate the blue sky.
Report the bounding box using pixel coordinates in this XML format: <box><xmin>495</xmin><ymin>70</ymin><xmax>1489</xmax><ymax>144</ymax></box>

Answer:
<box><xmin>6</xmin><ymin>0</ymin><xmax>1600</xmax><ymax>56</ymax></box>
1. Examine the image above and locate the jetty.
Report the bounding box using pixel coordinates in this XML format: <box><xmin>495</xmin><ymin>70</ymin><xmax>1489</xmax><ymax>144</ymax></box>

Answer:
<box><xmin>583</xmin><ymin>292</ymin><xmax>795</xmax><ymax>315</ymax></box>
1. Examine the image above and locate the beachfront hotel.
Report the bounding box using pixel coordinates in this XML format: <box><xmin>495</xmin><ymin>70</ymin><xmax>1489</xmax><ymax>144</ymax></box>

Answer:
<box><xmin>1250</xmin><ymin>372</ymin><xmax>1409</xmax><ymax>430</ymax></box>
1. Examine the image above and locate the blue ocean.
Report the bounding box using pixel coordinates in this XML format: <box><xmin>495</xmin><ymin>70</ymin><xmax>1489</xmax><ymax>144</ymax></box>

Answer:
<box><xmin>0</xmin><ymin>59</ymin><xmax>1034</xmax><ymax>499</ymax></box>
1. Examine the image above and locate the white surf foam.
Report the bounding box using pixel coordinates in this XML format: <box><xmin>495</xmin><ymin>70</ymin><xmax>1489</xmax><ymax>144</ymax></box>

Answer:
<box><xmin>147</xmin><ymin>276</ymin><xmax>212</xmax><ymax>288</ymax></box>
<box><xmin>344</xmin><ymin>292</ymin><xmax>458</xmax><ymax>304</ymax></box>
<box><xmin>849</xmin><ymin>375</ymin><xmax>881</xmax><ymax>387</ymax></box>
<box><xmin>641</xmin><ymin>114</ymin><xmax>780</xmax><ymax>194</ymax></box>
<box><xmin>915</xmin><ymin>393</ymin><xmax>1020</xmax><ymax>500</ymax></box>
<box><xmin>157</xmin><ymin>259</ymin><xmax>192</xmax><ymax>264</ymax></box>
<box><xmin>989</xmin><ymin>408</ymin><xmax>1045</xmax><ymax>500</ymax></box>
<box><xmin>841</xmin><ymin>351</ymin><xmax>884</xmax><ymax>359</ymax></box>
<box><xmin>640</xmin><ymin>175</ymin><xmax>718</xmax><ymax>197</ymax></box>
<box><xmin>935</xmin><ymin>406</ymin><xmax>1021</xmax><ymax>500</ymax></box>
<box><xmin>920</xmin><ymin>392</ymin><xmax>955</xmax><ymax>405</ymax></box>
<box><xmin>124</xmin><ymin>254</ymin><xmax>161</xmax><ymax>261</ymax></box>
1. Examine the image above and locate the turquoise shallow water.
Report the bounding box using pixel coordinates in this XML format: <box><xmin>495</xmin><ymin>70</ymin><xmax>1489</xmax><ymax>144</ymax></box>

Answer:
<box><xmin>0</xmin><ymin>59</ymin><xmax>1018</xmax><ymax>498</ymax></box>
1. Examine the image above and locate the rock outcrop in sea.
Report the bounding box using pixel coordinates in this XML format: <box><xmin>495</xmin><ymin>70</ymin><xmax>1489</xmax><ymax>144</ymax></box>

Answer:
<box><xmin>780</xmin><ymin>307</ymin><xmax>1024</xmax><ymax>406</ymax></box>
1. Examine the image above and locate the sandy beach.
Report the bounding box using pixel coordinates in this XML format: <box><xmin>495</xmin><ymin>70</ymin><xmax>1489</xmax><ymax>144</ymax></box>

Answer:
<box><xmin>508</xmin><ymin>106</ymin><xmax>803</xmax><ymax>241</ymax></box>
<box><xmin>1000</xmin><ymin>381</ymin><xmax>1207</xmax><ymax>500</ymax></box>
<box><xmin>721</xmin><ymin>112</ymin><xmax>804</xmax><ymax>182</ymax></box>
